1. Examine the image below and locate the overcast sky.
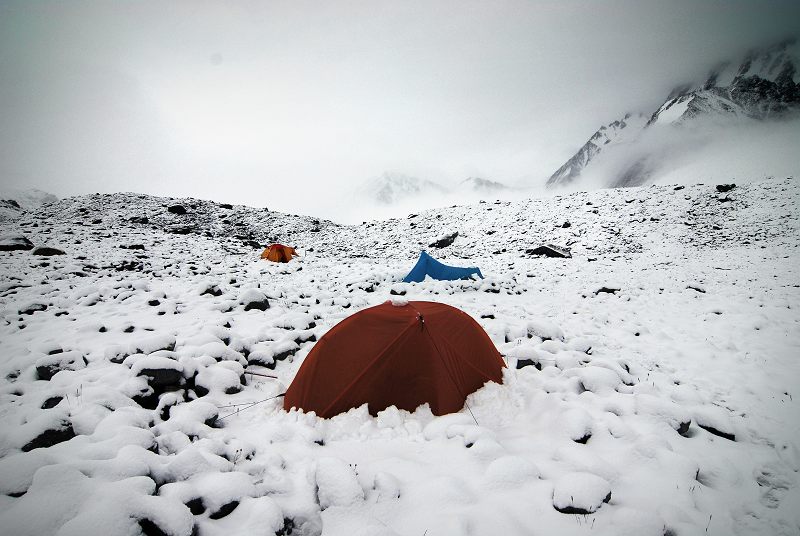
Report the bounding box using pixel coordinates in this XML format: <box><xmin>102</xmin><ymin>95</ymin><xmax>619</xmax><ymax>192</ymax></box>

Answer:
<box><xmin>1</xmin><ymin>0</ymin><xmax>798</xmax><ymax>218</ymax></box>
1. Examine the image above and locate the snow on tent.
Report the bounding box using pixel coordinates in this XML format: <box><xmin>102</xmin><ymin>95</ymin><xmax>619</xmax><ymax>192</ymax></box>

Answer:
<box><xmin>402</xmin><ymin>250</ymin><xmax>483</xmax><ymax>283</ymax></box>
<box><xmin>260</xmin><ymin>244</ymin><xmax>297</xmax><ymax>263</ymax></box>
<box><xmin>284</xmin><ymin>300</ymin><xmax>504</xmax><ymax>418</ymax></box>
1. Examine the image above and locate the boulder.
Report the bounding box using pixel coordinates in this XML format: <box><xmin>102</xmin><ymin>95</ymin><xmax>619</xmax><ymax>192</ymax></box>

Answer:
<box><xmin>429</xmin><ymin>232</ymin><xmax>458</xmax><ymax>249</ymax></box>
<box><xmin>32</xmin><ymin>247</ymin><xmax>65</xmax><ymax>256</ymax></box>
<box><xmin>0</xmin><ymin>236</ymin><xmax>34</xmax><ymax>251</ymax></box>
<box><xmin>21</xmin><ymin>420</ymin><xmax>76</xmax><ymax>452</ymax></box>
<box><xmin>553</xmin><ymin>472</ymin><xmax>611</xmax><ymax>514</ymax></box>
<box><xmin>527</xmin><ymin>244</ymin><xmax>571</xmax><ymax>258</ymax></box>
<box><xmin>167</xmin><ymin>204</ymin><xmax>187</xmax><ymax>215</ymax></box>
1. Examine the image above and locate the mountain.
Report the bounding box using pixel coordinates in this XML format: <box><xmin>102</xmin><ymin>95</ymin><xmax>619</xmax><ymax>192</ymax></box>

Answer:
<box><xmin>460</xmin><ymin>177</ymin><xmax>512</xmax><ymax>193</ymax></box>
<box><xmin>352</xmin><ymin>172</ymin><xmax>515</xmax><ymax>221</ymax></box>
<box><xmin>0</xmin><ymin>187</ymin><xmax>58</xmax><ymax>211</ymax></box>
<box><xmin>546</xmin><ymin>114</ymin><xmax>648</xmax><ymax>187</ymax></box>
<box><xmin>649</xmin><ymin>39</ymin><xmax>800</xmax><ymax>126</ymax></box>
<box><xmin>360</xmin><ymin>172</ymin><xmax>449</xmax><ymax>205</ymax></box>
<box><xmin>547</xmin><ymin>39</ymin><xmax>800</xmax><ymax>188</ymax></box>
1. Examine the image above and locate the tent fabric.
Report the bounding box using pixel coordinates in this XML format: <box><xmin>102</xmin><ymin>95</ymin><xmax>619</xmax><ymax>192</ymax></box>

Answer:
<box><xmin>261</xmin><ymin>244</ymin><xmax>297</xmax><ymax>263</ymax></box>
<box><xmin>283</xmin><ymin>300</ymin><xmax>505</xmax><ymax>418</ymax></box>
<box><xmin>402</xmin><ymin>251</ymin><xmax>483</xmax><ymax>283</ymax></box>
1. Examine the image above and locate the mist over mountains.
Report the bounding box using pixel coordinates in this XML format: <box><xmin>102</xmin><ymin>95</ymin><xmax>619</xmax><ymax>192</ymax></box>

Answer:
<box><xmin>341</xmin><ymin>39</ymin><xmax>799</xmax><ymax>222</ymax></box>
<box><xmin>545</xmin><ymin>39</ymin><xmax>800</xmax><ymax>191</ymax></box>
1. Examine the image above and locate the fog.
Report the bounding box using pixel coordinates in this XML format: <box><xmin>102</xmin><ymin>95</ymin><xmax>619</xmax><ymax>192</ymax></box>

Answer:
<box><xmin>560</xmin><ymin>116</ymin><xmax>800</xmax><ymax>195</ymax></box>
<box><xmin>1</xmin><ymin>0</ymin><xmax>799</xmax><ymax>222</ymax></box>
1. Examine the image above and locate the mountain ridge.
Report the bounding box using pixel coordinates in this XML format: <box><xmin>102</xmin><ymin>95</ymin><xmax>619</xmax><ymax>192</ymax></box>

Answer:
<box><xmin>546</xmin><ymin>39</ymin><xmax>800</xmax><ymax>189</ymax></box>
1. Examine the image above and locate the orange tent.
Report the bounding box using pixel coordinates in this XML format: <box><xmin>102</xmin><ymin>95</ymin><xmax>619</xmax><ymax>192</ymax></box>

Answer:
<box><xmin>261</xmin><ymin>244</ymin><xmax>297</xmax><ymax>263</ymax></box>
<box><xmin>284</xmin><ymin>301</ymin><xmax>504</xmax><ymax>418</ymax></box>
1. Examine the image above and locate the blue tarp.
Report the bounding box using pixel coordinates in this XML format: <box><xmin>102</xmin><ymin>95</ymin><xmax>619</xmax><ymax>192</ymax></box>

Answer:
<box><xmin>402</xmin><ymin>251</ymin><xmax>483</xmax><ymax>283</ymax></box>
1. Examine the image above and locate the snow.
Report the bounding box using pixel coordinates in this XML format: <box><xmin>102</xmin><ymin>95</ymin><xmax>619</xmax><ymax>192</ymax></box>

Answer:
<box><xmin>552</xmin><ymin>471</ymin><xmax>612</xmax><ymax>514</ymax></box>
<box><xmin>0</xmin><ymin>179</ymin><xmax>798</xmax><ymax>535</ymax></box>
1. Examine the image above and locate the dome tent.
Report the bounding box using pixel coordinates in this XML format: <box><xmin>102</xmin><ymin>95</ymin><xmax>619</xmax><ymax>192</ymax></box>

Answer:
<box><xmin>284</xmin><ymin>300</ymin><xmax>504</xmax><ymax>418</ymax></box>
<box><xmin>403</xmin><ymin>251</ymin><xmax>483</xmax><ymax>283</ymax></box>
<box><xmin>261</xmin><ymin>244</ymin><xmax>297</xmax><ymax>263</ymax></box>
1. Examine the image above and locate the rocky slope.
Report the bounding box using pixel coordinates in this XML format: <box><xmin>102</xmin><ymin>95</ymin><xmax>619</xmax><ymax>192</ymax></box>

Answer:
<box><xmin>0</xmin><ymin>179</ymin><xmax>798</xmax><ymax>535</ymax></box>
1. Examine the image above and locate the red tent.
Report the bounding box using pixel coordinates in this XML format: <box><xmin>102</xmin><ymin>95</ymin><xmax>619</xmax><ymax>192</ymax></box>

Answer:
<box><xmin>284</xmin><ymin>301</ymin><xmax>505</xmax><ymax>418</ymax></box>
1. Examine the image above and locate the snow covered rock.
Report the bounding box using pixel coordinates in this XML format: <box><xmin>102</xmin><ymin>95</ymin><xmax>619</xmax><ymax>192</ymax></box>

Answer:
<box><xmin>429</xmin><ymin>231</ymin><xmax>458</xmax><ymax>248</ymax></box>
<box><xmin>0</xmin><ymin>235</ymin><xmax>34</xmax><ymax>251</ymax></box>
<box><xmin>693</xmin><ymin>405</ymin><xmax>736</xmax><ymax>441</ymax></box>
<box><xmin>35</xmin><ymin>351</ymin><xmax>86</xmax><ymax>381</ymax></box>
<box><xmin>552</xmin><ymin>472</ymin><xmax>612</xmax><ymax>514</ymax></box>
<box><xmin>315</xmin><ymin>457</ymin><xmax>364</xmax><ymax>509</ymax></box>
<box><xmin>485</xmin><ymin>456</ymin><xmax>540</xmax><ymax>488</ymax></box>
<box><xmin>18</xmin><ymin>411</ymin><xmax>76</xmax><ymax>452</ymax></box>
<box><xmin>0</xmin><ymin>465</ymin><xmax>194</xmax><ymax>536</ymax></box>
<box><xmin>238</xmin><ymin>289</ymin><xmax>269</xmax><ymax>311</ymax></box>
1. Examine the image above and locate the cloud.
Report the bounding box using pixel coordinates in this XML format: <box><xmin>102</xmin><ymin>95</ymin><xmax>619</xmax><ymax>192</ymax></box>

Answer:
<box><xmin>1</xmin><ymin>0</ymin><xmax>798</xmax><ymax>221</ymax></box>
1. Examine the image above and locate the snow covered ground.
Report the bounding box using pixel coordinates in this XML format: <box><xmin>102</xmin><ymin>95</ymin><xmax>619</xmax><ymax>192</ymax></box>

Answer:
<box><xmin>0</xmin><ymin>178</ymin><xmax>798</xmax><ymax>535</ymax></box>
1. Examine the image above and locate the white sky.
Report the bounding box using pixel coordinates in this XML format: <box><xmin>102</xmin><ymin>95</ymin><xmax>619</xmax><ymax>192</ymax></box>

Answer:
<box><xmin>1</xmin><ymin>0</ymin><xmax>798</xmax><ymax>219</ymax></box>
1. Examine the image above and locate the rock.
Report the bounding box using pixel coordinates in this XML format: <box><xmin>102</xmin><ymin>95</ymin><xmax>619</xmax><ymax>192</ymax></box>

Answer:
<box><xmin>185</xmin><ymin>498</ymin><xmax>205</xmax><ymax>515</ymax></box>
<box><xmin>219</xmin><ymin>203</ymin><xmax>233</xmax><ymax>209</ymax></box>
<box><xmin>138</xmin><ymin>367</ymin><xmax>183</xmax><ymax>390</ymax></box>
<box><xmin>527</xmin><ymin>244</ymin><xmax>571</xmax><ymax>258</ymax></box>
<box><xmin>698</xmin><ymin>424</ymin><xmax>735</xmax><ymax>441</ymax></box>
<box><xmin>120</xmin><ymin>244</ymin><xmax>146</xmax><ymax>250</ymax></box>
<box><xmin>276</xmin><ymin>519</ymin><xmax>295</xmax><ymax>536</ymax></box>
<box><xmin>41</xmin><ymin>396</ymin><xmax>63</xmax><ymax>409</ymax></box>
<box><xmin>515</xmin><ymin>359</ymin><xmax>541</xmax><ymax>371</ymax></box>
<box><xmin>240</xmin><ymin>289</ymin><xmax>270</xmax><ymax>311</ymax></box>
<box><xmin>128</xmin><ymin>215</ymin><xmax>149</xmax><ymax>224</ymax></box>
<box><xmin>716</xmin><ymin>183</ymin><xmax>736</xmax><ymax>192</ymax></box>
<box><xmin>138</xmin><ymin>518</ymin><xmax>172</xmax><ymax>536</ymax></box>
<box><xmin>32</xmin><ymin>246</ymin><xmax>65</xmax><ymax>256</ymax></box>
<box><xmin>167</xmin><ymin>226</ymin><xmax>194</xmax><ymax>235</ymax></box>
<box><xmin>201</xmin><ymin>285</ymin><xmax>223</xmax><ymax>297</ymax></box>
<box><xmin>114</xmin><ymin>260</ymin><xmax>144</xmax><ymax>272</ymax></box>
<box><xmin>0</xmin><ymin>236</ymin><xmax>34</xmax><ymax>251</ymax></box>
<box><xmin>167</xmin><ymin>204</ymin><xmax>187</xmax><ymax>215</ymax></box>
<box><xmin>316</xmin><ymin>457</ymin><xmax>364</xmax><ymax>509</ymax></box>
<box><xmin>21</xmin><ymin>420</ymin><xmax>76</xmax><ymax>452</ymax></box>
<box><xmin>562</xmin><ymin>221</ymin><xmax>571</xmax><ymax>228</ymax></box>
<box><xmin>429</xmin><ymin>232</ymin><xmax>458</xmax><ymax>248</ymax></box>
<box><xmin>19</xmin><ymin>303</ymin><xmax>47</xmax><ymax>315</ymax></box>
<box><xmin>209</xmin><ymin>501</ymin><xmax>240</xmax><ymax>520</ymax></box>
<box><xmin>595</xmin><ymin>286</ymin><xmax>620</xmax><ymax>295</ymax></box>
<box><xmin>36</xmin><ymin>351</ymin><xmax>86</xmax><ymax>381</ymax></box>
<box><xmin>552</xmin><ymin>472</ymin><xmax>611</xmax><ymax>514</ymax></box>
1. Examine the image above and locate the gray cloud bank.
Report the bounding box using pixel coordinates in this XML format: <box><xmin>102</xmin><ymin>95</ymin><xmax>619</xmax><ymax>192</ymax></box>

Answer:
<box><xmin>1</xmin><ymin>0</ymin><xmax>798</xmax><ymax>221</ymax></box>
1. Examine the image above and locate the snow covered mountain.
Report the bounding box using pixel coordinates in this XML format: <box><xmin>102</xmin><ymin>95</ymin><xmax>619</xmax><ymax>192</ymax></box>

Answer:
<box><xmin>547</xmin><ymin>39</ymin><xmax>800</xmax><ymax>188</ymax></box>
<box><xmin>648</xmin><ymin>39</ymin><xmax>800</xmax><ymax>126</ymax></box>
<box><xmin>1</xmin><ymin>179</ymin><xmax>798</xmax><ymax>535</ymax></box>
<box><xmin>545</xmin><ymin>114</ymin><xmax>648</xmax><ymax>187</ymax></box>
<box><xmin>0</xmin><ymin>187</ymin><xmax>58</xmax><ymax>211</ymax></box>
<box><xmin>350</xmin><ymin>172</ymin><xmax>517</xmax><ymax>221</ymax></box>
<box><xmin>359</xmin><ymin>172</ymin><xmax>449</xmax><ymax>205</ymax></box>
<box><xmin>460</xmin><ymin>176</ymin><xmax>512</xmax><ymax>193</ymax></box>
